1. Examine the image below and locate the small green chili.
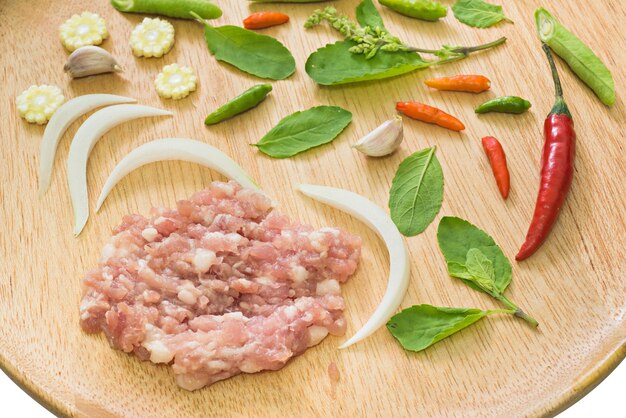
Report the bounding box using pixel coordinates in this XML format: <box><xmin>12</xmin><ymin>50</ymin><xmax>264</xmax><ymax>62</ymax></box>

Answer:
<box><xmin>475</xmin><ymin>96</ymin><xmax>531</xmax><ymax>114</ymax></box>
<box><xmin>205</xmin><ymin>84</ymin><xmax>273</xmax><ymax>125</ymax></box>
<box><xmin>111</xmin><ymin>0</ymin><xmax>222</xmax><ymax>20</ymax></box>
<box><xmin>378</xmin><ymin>0</ymin><xmax>447</xmax><ymax>22</ymax></box>
<box><xmin>535</xmin><ymin>8</ymin><xmax>615</xmax><ymax>106</ymax></box>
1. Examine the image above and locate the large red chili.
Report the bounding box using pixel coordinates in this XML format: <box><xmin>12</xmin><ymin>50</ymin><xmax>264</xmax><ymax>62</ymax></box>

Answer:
<box><xmin>516</xmin><ymin>44</ymin><xmax>576</xmax><ymax>261</ymax></box>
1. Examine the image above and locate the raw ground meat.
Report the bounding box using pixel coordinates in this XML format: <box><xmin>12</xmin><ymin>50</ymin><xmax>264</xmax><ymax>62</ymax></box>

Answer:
<box><xmin>79</xmin><ymin>181</ymin><xmax>361</xmax><ymax>390</ymax></box>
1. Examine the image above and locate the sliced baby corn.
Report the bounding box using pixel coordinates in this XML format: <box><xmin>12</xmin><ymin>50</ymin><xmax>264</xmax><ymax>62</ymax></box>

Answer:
<box><xmin>130</xmin><ymin>18</ymin><xmax>175</xmax><ymax>58</ymax></box>
<box><xmin>16</xmin><ymin>85</ymin><xmax>65</xmax><ymax>125</ymax></box>
<box><xmin>59</xmin><ymin>12</ymin><xmax>108</xmax><ymax>52</ymax></box>
<box><xmin>155</xmin><ymin>64</ymin><xmax>197</xmax><ymax>99</ymax></box>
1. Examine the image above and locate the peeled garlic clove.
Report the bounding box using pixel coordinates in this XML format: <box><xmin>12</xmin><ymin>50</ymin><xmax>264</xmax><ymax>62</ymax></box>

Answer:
<box><xmin>352</xmin><ymin>115</ymin><xmax>403</xmax><ymax>157</ymax></box>
<box><xmin>64</xmin><ymin>46</ymin><xmax>123</xmax><ymax>78</ymax></box>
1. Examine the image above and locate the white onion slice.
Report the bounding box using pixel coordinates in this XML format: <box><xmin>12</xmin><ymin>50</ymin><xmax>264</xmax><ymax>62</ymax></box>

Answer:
<box><xmin>68</xmin><ymin>104</ymin><xmax>172</xmax><ymax>235</ymax></box>
<box><xmin>96</xmin><ymin>138</ymin><xmax>259</xmax><ymax>212</ymax></box>
<box><xmin>298</xmin><ymin>184</ymin><xmax>410</xmax><ymax>349</ymax></box>
<box><xmin>39</xmin><ymin>94</ymin><xmax>136</xmax><ymax>193</ymax></box>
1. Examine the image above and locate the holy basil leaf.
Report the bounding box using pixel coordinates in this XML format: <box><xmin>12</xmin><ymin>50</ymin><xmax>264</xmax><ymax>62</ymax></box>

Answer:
<box><xmin>389</xmin><ymin>147</ymin><xmax>443</xmax><ymax>237</ymax></box>
<box><xmin>447</xmin><ymin>262</ymin><xmax>472</xmax><ymax>280</ymax></box>
<box><xmin>452</xmin><ymin>0</ymin><xmax>512</xmax><ymax>28</ymax></box>
<box><xmin>356</xmin><ymin>0</ymin><xmax>386</xmax><ymax>30</ymax></box>
<box><xmin>305</xmin><ymin>40</ymin><xmax>429</xmax><ymax>85</ymax></box>
<box><xmin>201</xmin><ymin>24</ymin><xmax>295</xmax><ymax>80</ymax></box>
<box><xmin>253</xmin><ymin>106</ymin><xmax>352</xmax><ymax>158</ymax></box>
<box><xmin>465</xmin><ymin>248</ymin><xmax>497</xmax><ymax>293</ymax></box>
<box><xmin>437</xmin><ymin>216</ymin><xmax>512</xmax><ymax>294</ymax></box>
<box><xmin>387</xmin><ymin>304</ymin><xmax>490</xmax><ymax>352</ymax></box>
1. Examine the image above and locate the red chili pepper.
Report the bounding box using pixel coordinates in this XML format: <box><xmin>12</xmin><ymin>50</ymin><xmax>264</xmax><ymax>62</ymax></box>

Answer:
<box><xmin>243</xmin><ymin>12</ymin><xmax>289</xmax><ymax>30</ymax></box>
<box><xmin>425</xmin><ymin>75</ymin><xmax>491</xmax><ymax>93</ymax></box>
<box><xmin>516</xmin><ymin>44</ymin><xmax>576</xmax><ymax>261</ymax></box>
<box><xmin>396</xmin><ymin>102</ymin><xmax>465</xmax><ymax>131</ymax></box>
<box><xmin>481</xmin><ymin>136</ymin><xmax>510</xmax><ymax>199</ymax></box>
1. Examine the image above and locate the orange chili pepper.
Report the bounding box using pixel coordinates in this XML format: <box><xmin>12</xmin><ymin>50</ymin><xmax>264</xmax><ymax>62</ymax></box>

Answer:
<box><xmin>481</xmin><ymin>136</ymin><xmax>510</xmax><ymax>199</ymax></box>
<box><xmin>243</xmin><ymin>12</ymin><xmax>289</xmax><ymax>30</ymax></box>
<box><xmin>424</xmin><ymin>75</ymin><xmax>491</xmax><ymax>93</ymax></box>
<box><xmin>396</xmin><ymin>102</ymin><xmax>465</xmax><ymax>131</ymax></box>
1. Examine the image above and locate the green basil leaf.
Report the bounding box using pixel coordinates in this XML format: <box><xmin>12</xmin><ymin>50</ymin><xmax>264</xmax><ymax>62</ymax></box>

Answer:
<box><xmin>305</xmin><ymin>40</ymin><xmax>429</xmax><ymax>85</ymax></box>
<box><xmin>387</xmin><ymin>304</ymin><xmax>489</xmax><ymax>352</ymax></box>
<box><xmin>447</xmin><ymin>262</ymin><xmax>472</xmax><ymax>280</ymax></box>
<box><xmin>356</xmin><ymin>0</ymin><xmax>386</xmax><ymax>30</ymax></box>
<box><xmin>202</xmin><ymin>24</ymin><xmax>295</xmax><ymax>80</ymax></box>
<box><xmin>437</xmin><ymin>216</ymin><xmax>512</xmax><ymax>294</ymax></box>
<box><xmin>535</xmin><ymin>7</ymin><xmax>615</xmax><ymax>106</ymax></box>
<box><xmin>465</xmin><ymin>248</ymin><xmax>497</xmax><ymax>293</ymax></box>
<box><xmin>452</xmin><ymin>0</ymin><xmax>511</xmax><ymax>28</ymax></box>
<box><xmin>253</xmin><ymin>106</ymin><xmax>352</xmax><ymax>158</ymax></box>
<box><xmin>388</xmin><ymin>147</ymin><xmax>443</xmax><ymax>237</ymax></box>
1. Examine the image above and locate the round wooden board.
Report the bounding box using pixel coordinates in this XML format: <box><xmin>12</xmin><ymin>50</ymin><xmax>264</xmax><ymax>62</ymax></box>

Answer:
<box><xmin>1</xmin><ymin>0</ymin><xmax>625</xmax><ymax>417</ymax></box>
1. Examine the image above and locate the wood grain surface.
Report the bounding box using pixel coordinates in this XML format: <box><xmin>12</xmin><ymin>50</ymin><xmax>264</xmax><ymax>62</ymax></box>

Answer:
<box><xmin>1</xmin><ymin>1</ymin><xmax>625</xmax><ymax>417</ymax></box>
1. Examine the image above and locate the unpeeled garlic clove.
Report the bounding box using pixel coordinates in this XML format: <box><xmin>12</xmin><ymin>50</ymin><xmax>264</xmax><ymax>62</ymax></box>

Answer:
<box><xmin>352</xmin><ymin>115</ymin><xmax>403</xmax><ymax>157</ymax></box>
<box><xmin>64</xmin><ymin>46</ymin><xmax>123</xmax><ymax>78</ymax></box>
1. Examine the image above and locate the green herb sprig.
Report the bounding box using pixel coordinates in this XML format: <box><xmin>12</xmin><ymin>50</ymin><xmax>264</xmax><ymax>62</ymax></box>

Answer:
<box><xmin>437</xmin><ymin>216</ymin><xmax>538</xmax><ymax>327</ymax></box>
<box><xmin>304</xmin><ymin>1</ymin><xmax>506</xmax><ymax>84</ymax></box>
<box><xmin>305</xmin><ymin>6</ymin><xmax>505</xmax><ymax>60</ymax></box>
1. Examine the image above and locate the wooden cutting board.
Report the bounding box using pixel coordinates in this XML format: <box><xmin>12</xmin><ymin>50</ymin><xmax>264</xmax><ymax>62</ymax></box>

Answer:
<box><xmin>1</xmin><ymin>0</ymin><xmax>624</xmax><ymax>417</ymax></box>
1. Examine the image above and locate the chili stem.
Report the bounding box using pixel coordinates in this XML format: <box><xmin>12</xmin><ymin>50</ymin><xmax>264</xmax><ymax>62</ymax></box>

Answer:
<box><xmin>496</xmin><ymin>294</ymin><xmax>539</xmax><ymax>328</ymax></box>
<box><xmin>542</xmin><ymin>43</ymin><xmax>563</xmax><ymax>98</ymax></box>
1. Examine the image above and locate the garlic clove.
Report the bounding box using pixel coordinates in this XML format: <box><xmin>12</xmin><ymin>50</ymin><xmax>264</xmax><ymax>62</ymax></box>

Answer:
<box><xmin>64</xmin><ymin>46</ymin><xmax>123</xmax><ymax>78</ymax></box>
<box><xmin>352</xmin><ymin>115</ymin><xmax>403</xmax><ymax>157</ymax></box>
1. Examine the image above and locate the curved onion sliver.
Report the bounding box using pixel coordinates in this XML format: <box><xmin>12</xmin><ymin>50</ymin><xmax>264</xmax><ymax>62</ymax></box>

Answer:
<box><xmin>298</xmin><ymin>184</ymin><xmax>410</xmax><ymax>349</ymax></box>
<box><xmin>39</xmin><ymin>94</ymin><xmax>136</xmax><ymax>193</ymax></box>
<box><xmin>68</xmin><ymin>104</ymin><xmax>172</xmax><ymax>235</ymax></box>
<box><xmin>95</xmin><ymin>138</ymin><xmax>259</xmax><ymax>212</ymax></box>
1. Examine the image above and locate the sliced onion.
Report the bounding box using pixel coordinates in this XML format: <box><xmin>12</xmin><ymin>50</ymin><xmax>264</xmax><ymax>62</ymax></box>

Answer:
<box><xmin>298</xmin><ymin>184</ymin><xmax>410</xmax><ymax>349</ymax></box>
<box><xmin>39</xmin><ymin>94</ymin><xmax>136</xmax><ymax>194</ymax></box>
<box><xmin>68</xmin><ymin>104</ymin><xmax>172</xmax><ymax>236</ymax></box>
<box><xmin>96</xmin><ymin>138</ymin><xmax>259</xmax><ymax>212</ymax></box>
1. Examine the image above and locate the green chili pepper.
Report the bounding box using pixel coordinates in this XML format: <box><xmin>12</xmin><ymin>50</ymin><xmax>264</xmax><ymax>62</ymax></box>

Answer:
<box><xmin>205</xmin><ymin>84</ymin><xmax>273</xmax><ymax>125</ymax></box>
<box><xmin>475</xmin><ymin>96</ymin><xmax>531</xmax><ymax>114</ymax></box>
<box><xmin>535</xmin><ymin>8</ymin><xmax>615</xmax><ymax>106</ymax></box>
<box><xmin>379</xmin><ymin>0</ymin><xmax>447</xmax><ymax>21</ymax></box>
<box><xmin>111</xmin><ymin>0</ymin><xmax>222</xmax><ymax>20</ymax></box>
<box><xmin>250</xmin><ymin>0</ymin><xmax>326</xmax><ymax>2</ymax></box>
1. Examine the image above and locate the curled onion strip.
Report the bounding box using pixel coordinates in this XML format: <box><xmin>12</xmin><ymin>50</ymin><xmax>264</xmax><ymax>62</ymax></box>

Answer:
<box><xmin>68</xmin><ymin>104</ymin><xmax>172</xmax><ymax>235</ymax></box>
<box><xmin>39</xmin><ymin>94</ymin><xmax>136</xmax><ymax>193</ymax></box>
<box><xmin>96</xmin><ymin>138</ymin><xmax>259</xmax><ymax>212</ymax></box>
<box><xmin>298</xmin><ymin>184</ymin><xmax>410</xmax><ymax>349</ymax></box>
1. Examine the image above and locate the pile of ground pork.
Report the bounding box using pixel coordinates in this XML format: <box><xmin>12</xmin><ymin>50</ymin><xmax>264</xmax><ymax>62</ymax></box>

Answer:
<box><xmin>80</xmin><ymin>181</ymin><xmax>361</xmax><ymax>390</ymax></box>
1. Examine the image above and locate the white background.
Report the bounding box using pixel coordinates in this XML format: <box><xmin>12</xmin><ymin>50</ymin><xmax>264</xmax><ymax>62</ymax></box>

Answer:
<box><xmin>1</xmin><ymin>359</ymin><xmax>624</xmax><ymax>417</ymax></box>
